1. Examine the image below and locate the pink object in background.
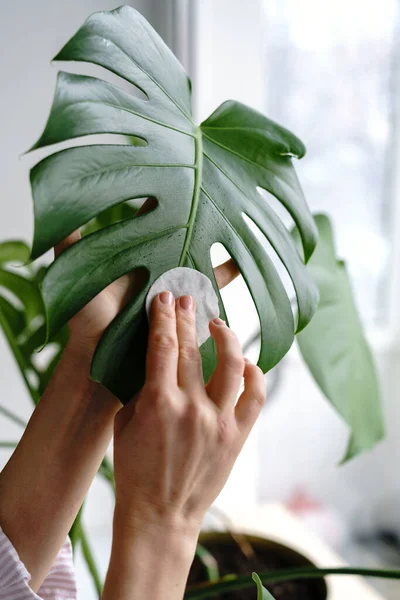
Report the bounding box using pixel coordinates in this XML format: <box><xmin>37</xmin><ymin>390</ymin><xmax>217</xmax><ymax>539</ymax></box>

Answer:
<box><xmin>287</xmin><ymin>489</ymin><xmax>349</xmax><ymax>551</ymax></box>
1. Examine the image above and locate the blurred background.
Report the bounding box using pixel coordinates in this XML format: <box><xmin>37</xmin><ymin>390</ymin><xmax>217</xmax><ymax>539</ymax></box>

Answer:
<box><xmin>1</xmin><ymin>0</ymin><xmax>400</xmax><ymax>598</ymax></box>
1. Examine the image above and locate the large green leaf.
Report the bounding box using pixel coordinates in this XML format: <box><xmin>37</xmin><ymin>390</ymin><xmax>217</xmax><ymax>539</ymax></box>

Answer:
<box><xmin>296</xmin><ymin>215</ymin><xmax>384</xmax><ymax>460</ymax></box>
<box><xmin>29</xmin><ymin>5</ymin><xmax>318</xmax><ymax>401</ymax></box>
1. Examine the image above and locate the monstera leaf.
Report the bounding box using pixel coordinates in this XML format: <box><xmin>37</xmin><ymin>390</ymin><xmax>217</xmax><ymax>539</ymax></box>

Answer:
<box><xmin>296</xmin><ymin>215</ymin><xmax>385</xmax><ymax>460</ymax></box>
<box><xmin>29</xmin><ymin>5</ymin><xmax>318</xmax><ymax>401</ymax></box>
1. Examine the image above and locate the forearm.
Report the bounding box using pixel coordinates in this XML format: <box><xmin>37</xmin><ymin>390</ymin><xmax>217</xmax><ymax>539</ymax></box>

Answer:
<box><xmin>103</xmin><ymin>508</ymin><xmax>198</xmax><ymax>600</ymax></box>
<box><xmin>0</xmin><ymin>343</ymin><xmax>120</xmax><ymax>590</ymax></box>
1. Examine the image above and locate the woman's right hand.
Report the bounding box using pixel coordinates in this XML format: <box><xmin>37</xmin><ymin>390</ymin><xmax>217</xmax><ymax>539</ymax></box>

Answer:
<box><xmin>102</xmin><ymin>290</ymin><xmax>266</xmax><ymax>600</ymax></box>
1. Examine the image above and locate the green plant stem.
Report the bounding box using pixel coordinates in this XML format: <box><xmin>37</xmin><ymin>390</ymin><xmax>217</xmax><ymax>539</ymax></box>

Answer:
<box><xmin>184</xmin><ymin>566</ymin><xmax>400</xmax><ymax>599</ymax></box>
<box><xmin>195</xmin><ymin>543</ymin><xmax>220</xmax><ymax>581</ymax></box>
<box><xmin>98</xmin><ymin>456</ymin><xmax>115</xmax><ymax>491</ymax></box>
<box><xmin>69</xmin><ymin>505</ymin><xmax>103</xmax><ymax>597</ymax></box>
<box><xmin>69</xmin><ymin>505</ymin><xmax>84</xmax><ymax>550</ymax></box>
<box><xmin>0</xmin><ymin>308</ymin><xmax>40</xmax><ymax>404</ymax></box>
<box><xmin>80</xmin><ymin>524</ymin><xmax>103</xmax><ymax>597</ymax></box>
<box><xmin>0</xmin><ymin>441</ymin><xmax>18</xmax><ymax>449</ymax></box>
<box><xmin>0</xmin><ymin>404</ymin><xmax>27</xmax><ymax>428</ymax></box>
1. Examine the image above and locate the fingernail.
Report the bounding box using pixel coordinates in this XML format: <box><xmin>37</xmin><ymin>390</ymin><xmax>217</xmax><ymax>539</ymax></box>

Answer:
<box><xmin>212</xmin><ymin>317</ymin><xmax>225</xmax><ymax>326</ymax></box>
<box><xmin>179</xmin><ymin>295</ymin><xmax>193</xmax><ymax>310</ymax></box>
<box><xmin>244</xmin><ymin>357</ymin><xmax>252</xmax><ymax>364</ymax></box>
<box><xmin>159</xmin><ymin>291</ymin><xmax>173</xmax><ymax>305</ymax></box>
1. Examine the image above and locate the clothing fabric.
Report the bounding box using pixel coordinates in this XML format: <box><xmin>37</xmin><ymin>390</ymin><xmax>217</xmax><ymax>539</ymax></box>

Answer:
<box><xmin>0</xmin><ymin>527</ymin><xmax>76</xmax><ymax>599</ymax></box>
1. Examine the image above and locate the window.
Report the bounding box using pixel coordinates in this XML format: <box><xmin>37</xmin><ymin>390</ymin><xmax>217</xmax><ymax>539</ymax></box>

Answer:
<box><xmin>263</xmin><ymin>0</ymin><xmax>399</xmax><ymax>327</ymax></box>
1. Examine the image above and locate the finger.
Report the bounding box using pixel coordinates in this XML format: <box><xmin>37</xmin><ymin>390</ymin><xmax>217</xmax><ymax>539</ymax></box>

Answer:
<box><xmin>146</xmin><ymin>291</ymin><xmax>178</xmax><ymax>386</ymax></box>
<box><xmin>214</xmin><ymin>258</ymin><xmax>240</xmax><ymax>289</ymax></box>
<box><xmin>176</xmin><ymin>295</ymin><xmax>203</xmax><ymax>390</ymax></box>
<box><xmin>235</xmin><ymin>360</ymin><xmax>266</xmax><ymax>434</ymax></box>
<box><xmin>206</xmin><ymin>318</ymin><xmax>244</xmax><ymax>408</ymax></box>
<box><xmin>54</xmin><ymin>230</ymin><xmax>81</xmax><ymax>258</ymax></box>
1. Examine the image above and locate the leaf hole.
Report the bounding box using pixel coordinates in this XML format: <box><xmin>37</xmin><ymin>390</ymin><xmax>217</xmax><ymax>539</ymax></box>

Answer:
<box><xmin>27</xmin><ymin>134</ymin><xmax>148</xmax><ymax>166</ymax></box>
<box><xmin>256</xmin><ymin>186</ymin><xmax>296</xmax><ymax>231</ymax></box>
<box><xmin>0</xmin><ymin>287</ymin><xmax>24</xmax><ymax>312</ymax></box>
<box><xmin>31</xmin><ymin>343</ymin><xmax>60</xmax><ymax>371</ymax></box>
<box><xmin>82</xmin><ymin>197</ymin><xmax>158</xmax><ymax>236</ymax></box>
<box><xmin>210</xmin><ymin>243</ymin><xmax>260</xmax><ymax>362</ymax></box>
<box><xmin>54</xmin><ymin>61</ymin><xmax>149</xmax><ymax>101</ymax></box>
<box><xmin>25</xmin><ymin>369</ymin><xmax>39</xmax><ymax>390</ymax></box>
<box><xmin>112</xmin><ymin>267</ymin><xmax>150</xmax><ymax>313</ymax></box>
<box><xmin>242</xmin><ymin>213</ymin><xmax>298</xmax><ymax>326</ymax></box>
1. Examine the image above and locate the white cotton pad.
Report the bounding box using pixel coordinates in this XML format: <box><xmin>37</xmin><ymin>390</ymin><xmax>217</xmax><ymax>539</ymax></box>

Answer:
<box><xmin>146</xmin><ymin>267</ymin><xmax>220</xmax><ymax>346</ymax></box>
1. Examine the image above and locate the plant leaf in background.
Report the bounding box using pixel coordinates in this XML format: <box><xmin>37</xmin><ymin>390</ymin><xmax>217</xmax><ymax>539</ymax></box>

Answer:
<box><xmin>29</xmin><ymin>5</ymin><xmax>319</xmax><ymax>402</ymax></box>
<box><xmin>0</xmin><ymin>240</ymin><xmax>68</xmax><ymax>401</ymax></box>
<box><xmin>296</xmin><ymin>214</ymin><xmax>385</xmax><ymax>460</ymax></box>
<box><xmin>252</xmin><ymin>572</ymin><xmax>276</xmax><ymax>599</ymax></box>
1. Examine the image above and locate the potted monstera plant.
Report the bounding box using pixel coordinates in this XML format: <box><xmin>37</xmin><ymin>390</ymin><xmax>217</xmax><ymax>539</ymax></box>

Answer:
<box><xmin>0</xmin><ymin>5</ymin><xmax>397</xmax><ymax>599</ymax></box>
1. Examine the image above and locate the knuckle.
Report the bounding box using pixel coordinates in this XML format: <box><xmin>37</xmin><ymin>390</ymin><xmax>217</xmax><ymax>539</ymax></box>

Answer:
<box><xmin>217</xmin><ymin>415</ymin><xmax>236</xmax><ymax>444</ymax></box>
<box><xmin>179</xmin><ymin>343</ymin><xmax>200</xmax><ymax>363</ymax></box>
<box><xmin>178</xmin><ymin>310</ymin><xmax>196</xmax><ymax>326</ymax></box>
<box><xmin>150</xmin><ymin>332</ymin><xmax>177</xmax><ymax>353</ymax></box>
<box><xmin>184</xmin><ymin>401</ymin><xmax>212</xmax><ymax>430</ymax></box>
<box><xmin>145</xmin><ymin>384</ymin><xmax>181</xmax><ymax>412</ymax></box>
<box><xmin>161</xmin><ymin>306</ymin><xmax>176</xmax><ymax>319</ymax></box>
<box><xmin>223</xmin><ymin>352</ymin><xmax>244</xmax><ymax>373</ymax></box>
<box><xmin>253</xmin><ymin>388</ymin><xmax>266</xmax><ymax>408</ymax></box>
<box><xmin>184</xmin><ymin>401</ymin><xmax>202</xmax><ymax>422</ymax></box>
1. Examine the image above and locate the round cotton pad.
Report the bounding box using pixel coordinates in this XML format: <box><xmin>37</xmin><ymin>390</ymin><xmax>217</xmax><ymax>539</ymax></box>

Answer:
<box><xmin>146</xmin><ymin>267</ymin><xmax>220</xmax><ymax>346</ymax></box>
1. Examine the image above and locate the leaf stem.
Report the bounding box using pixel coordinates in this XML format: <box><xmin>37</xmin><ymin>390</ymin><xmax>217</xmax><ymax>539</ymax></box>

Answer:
<box><xmin>195</xmin><ymin>543</ymin><xmax>220</xmax><ymax>581</ymax></box>
<box><xmin>98</xmin><ymin>456</ymin><xmax>115</xmax><ymax>491</ymax></box>
<box><xmin>184</xmin><ymin>566</ymin><xmax>400</xmax><ymax>598</ymax></box>
<box><xmin>0</xmin><ymin>404</ymin><xmax>27</xmax><ymax>428</ymax></box>
<box><xmin>0</xmin><ymin>307</ymin><xmax>40</xmax><ymax>405</ymax></box>
<box><xmin>80</xmin><ymin>524</ymin><xmax>103</xmax><ymax>596</ymax></box>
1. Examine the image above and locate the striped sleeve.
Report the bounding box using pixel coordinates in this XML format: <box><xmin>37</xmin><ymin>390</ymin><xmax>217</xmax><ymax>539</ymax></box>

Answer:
<box><xmin>0</xmin><ymin>528</ymin><xmax>77</xmax><ymax>600</ymax></box>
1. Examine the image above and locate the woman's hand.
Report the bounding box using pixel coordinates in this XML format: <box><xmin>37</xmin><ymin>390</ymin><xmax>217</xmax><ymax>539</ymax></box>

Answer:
<box><xmin>103</xmin><ymin>291</ymin><xmax>266</xmax><ymax>600</ymax></box>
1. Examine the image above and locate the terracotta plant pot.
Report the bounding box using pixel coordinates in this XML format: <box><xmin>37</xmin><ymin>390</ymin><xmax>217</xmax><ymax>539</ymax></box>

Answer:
<box><xmin>187</xmin><ymin>531</ymin><xmax>328</xmax><ymax>600</ymax></box>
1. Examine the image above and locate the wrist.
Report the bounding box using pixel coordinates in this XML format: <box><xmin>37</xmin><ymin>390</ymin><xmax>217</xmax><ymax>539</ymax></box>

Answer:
<box><xmin>104</xmin><ymin>506</ymin><xmax>199</xmax><ymax>600</ymax></box>
<box><xmin>112</xmin><ymin>503</ymin><xmax>200</xmax><ymax>560</ymax></box>
<box><xmin>62</xmin><ymin>339</ymin><xmax>94</xmax><ymax>375</ymax></box>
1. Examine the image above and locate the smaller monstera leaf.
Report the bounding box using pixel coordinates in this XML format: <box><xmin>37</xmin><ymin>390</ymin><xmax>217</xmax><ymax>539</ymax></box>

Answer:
<box><xmin>29</xmin><ymin>5</ymin><xmax>318</xmax><ymax>402</ymax></box>
<box><xmin>0</xmin><ymin>241</ymin><xmax>68</xmax><ymax>400</ymax></box>
<box><xmin>296</xmin><ymin>215</ymin><xmax>385</xmax><ymax>460</ymax></box>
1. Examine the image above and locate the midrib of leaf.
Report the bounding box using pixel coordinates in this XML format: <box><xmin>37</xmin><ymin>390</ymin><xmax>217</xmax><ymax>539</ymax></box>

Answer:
<box><xmin>178</xmin><ymin>126</ymin><xmax>203</xmax><ymax>267</ymax></box>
